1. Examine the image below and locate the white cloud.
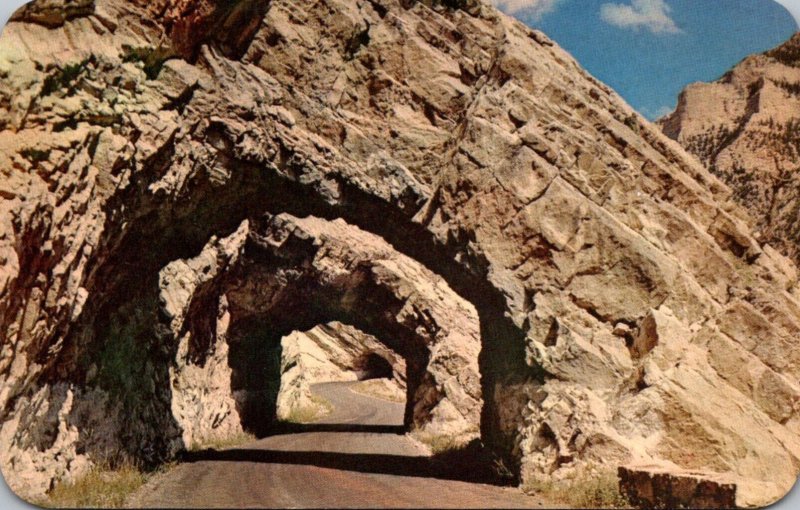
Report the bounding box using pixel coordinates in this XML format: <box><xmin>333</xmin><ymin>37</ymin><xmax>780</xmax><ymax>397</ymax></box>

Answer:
<box><xmin>641</xmin><ymin>105</ymin><xmax>674</xmax><ymax>120</ymax></box>
<box><xmin>493</xmin><ymin>0</ymin><xmax>565</xmax><ymax>20</ymax></box>
<box><xmin>774</xmin><ymin>0</ymin><xmax>800</xmax><ymax>28</ymax></box>
<box><xmin>600</xmin><ymin>0</ymin><xmax>682</xmax><ymax>34</ymax></box>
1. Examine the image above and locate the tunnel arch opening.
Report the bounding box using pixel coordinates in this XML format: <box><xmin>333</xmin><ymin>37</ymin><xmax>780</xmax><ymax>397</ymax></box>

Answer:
<box><xmin>355</xmin><ymin>352</ymin><xmax>395</xmax><ymax>381</ymax></box>
<box><xmin>272</xmin><ymin>322</ymin><xmax>408</xmax><ymax>427</ymax></box>
<box><xmin>222</xmin><ymin>308</ymin><xmax>427</xmax><ymax>438</ymax></box>
<box><xmin>165</xmin><ymin>213</ymin><xmax>484</xmax><ymax>446</ymax></box>
<box><xmin>45</xmin><ymin>118</ymin><xmax>537</xmax><ymax>483</ymax></box>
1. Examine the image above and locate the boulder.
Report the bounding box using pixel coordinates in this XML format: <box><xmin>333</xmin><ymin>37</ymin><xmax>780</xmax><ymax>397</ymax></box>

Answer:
<box><xmin>619</xmin><ymin>465</ymin><xmax>737</xmax><ymax>509</ymax></box>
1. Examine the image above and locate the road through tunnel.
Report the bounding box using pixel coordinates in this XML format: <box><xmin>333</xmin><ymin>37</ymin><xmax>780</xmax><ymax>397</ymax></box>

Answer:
<box><xmin>275</xmin><ymin>322</ymin><xmax>408</xmax><ymax>427</ymax></box>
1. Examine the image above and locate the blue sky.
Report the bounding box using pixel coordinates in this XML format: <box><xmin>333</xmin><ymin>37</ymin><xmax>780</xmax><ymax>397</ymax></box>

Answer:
<box><xmin>495</xmin><ymin>0</ymin><xmax>798</xmax><ymax>119</ymax></box>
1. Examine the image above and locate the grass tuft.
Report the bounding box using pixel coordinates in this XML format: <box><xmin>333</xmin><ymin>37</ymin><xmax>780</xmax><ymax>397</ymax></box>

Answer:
<box><xmin>284</xmin><ymin>394</ymin><xmax>333</xmax><ymax>424</ymax></box>
<box><xmin>523</xmin><ymin>467</ymin><xmax>631</xmax><ymax>509</ymax></box>
<box><xmin>412</xmin><ymin>431</ymin><xmax>474</xmax><ymax>455</ymax></box>
<box><xmin>39</xmin><ymin>464</ymin><xmax>147</xmax><ymax>509</ymax></box>
<box><xmin>189</xmin><ymin>431</ymin><xmax>257</xmax><ymax>452</ymax></box>
<box><xmin>411</xmin><ymin>431</ymin><xmax>516</xmax><ymax>486</ymax></box>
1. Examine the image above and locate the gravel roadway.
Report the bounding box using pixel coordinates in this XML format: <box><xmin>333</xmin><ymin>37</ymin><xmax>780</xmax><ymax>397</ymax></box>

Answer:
<box><xmin>128</xmin><ymin>381</ymin><xmax>548</xmax><ymax>508</ymax></box>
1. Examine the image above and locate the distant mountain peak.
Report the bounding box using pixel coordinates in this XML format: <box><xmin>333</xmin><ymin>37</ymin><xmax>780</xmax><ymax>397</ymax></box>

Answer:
<box><xmin>765</xmin><ymin>31</ymin><xmax>800</xmax><ymax>67</ymax></box>
<box><xmin>661</xmin><ymin>31</ymin><xmax>800</xmax><ymax>263</ymax></box>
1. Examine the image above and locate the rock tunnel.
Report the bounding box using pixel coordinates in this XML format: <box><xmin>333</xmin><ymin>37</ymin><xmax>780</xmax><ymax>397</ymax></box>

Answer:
<box><xmin>7</xmin><ymin>114</ymin><xmax>538</xmax><ymax>493</ymax></box>
<box><xmin>161</xmin><ymin>212</ymin><xmax>484</xmax><ymax>443</ymax></box>
<box><xmin>0</xmin><ymin>0</ymin><xmax>546</xmax><ymax>495</ymax></box>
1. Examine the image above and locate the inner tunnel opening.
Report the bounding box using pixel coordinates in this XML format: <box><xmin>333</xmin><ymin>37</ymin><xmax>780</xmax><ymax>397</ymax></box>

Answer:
<box><xmin>276</xmin><ymin>322</ymin><xmax>408</xmax><ymax>430</ymax></box>
<box><xmin>226</xmin><ymin>318</ymin><xmax>410</xmax><ymax>437</ymax></box>
<box><xmin>355</xmin><ymin>353</ymin><xmax>395</xmax><ymax>381</ymax></box>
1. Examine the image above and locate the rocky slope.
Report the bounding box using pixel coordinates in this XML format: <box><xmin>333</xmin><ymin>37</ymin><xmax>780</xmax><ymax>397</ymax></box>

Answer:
<box><xmin>660</xmin><ymin>33</ymin><xmax>800</xmax><ymax>265</ymax></box>
<box><xmin>0</xmin><ymin>0</ymin><xmax>799</xmax><ymax>506</ymax></box>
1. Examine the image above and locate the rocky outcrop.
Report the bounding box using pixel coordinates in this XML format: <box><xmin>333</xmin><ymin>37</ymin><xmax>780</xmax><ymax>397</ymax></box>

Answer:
<box><xmin>9</xmin><ymin>0</ymin><xmax>95</xmax><ymax>28</ymax></box>
<box><xmin>0</xmin><ymin>0</ymin><xmax>799</xmax><ymax>506</ymax></box>
<box><xmin>660</xmin><ymin>33</ymin><xmax>800</xmax><ymax>266</ymax></box>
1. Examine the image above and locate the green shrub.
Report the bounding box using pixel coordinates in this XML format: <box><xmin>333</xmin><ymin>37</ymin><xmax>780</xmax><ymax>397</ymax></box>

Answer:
<box><xmin>40</xmin><ymin>59</ymin><xmax>91</xmax><ymax>97</ymax></box>
<box><xmin>122</xmin><ymin>46</ymin><xmax>177</xmax><ymax>79</ymax></box>
<box><xmin>20</xmin><ymin>148</ymin><xmax>51</xmax><ymax>163</ymax></box>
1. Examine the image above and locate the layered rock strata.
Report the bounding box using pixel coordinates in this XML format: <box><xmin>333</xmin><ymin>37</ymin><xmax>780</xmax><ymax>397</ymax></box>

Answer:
<box><xmin>0</xmin><ymin>0</ymin><xmax>799</xmax><ymax>506</ymax></box>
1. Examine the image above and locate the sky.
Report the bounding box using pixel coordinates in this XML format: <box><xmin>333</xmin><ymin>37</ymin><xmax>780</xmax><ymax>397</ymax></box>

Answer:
<box><xmin>776</xmin><ymin>0</ymin><xmax>800</xmax><ymax>24</ymax></box>
<box><xmin>494</xmin><ymin>0</ymin><xmax>799</xmax><ymax>119</ymax></box>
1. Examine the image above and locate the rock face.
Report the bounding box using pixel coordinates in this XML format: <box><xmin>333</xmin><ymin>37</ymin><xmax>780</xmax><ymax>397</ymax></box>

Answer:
<box><xmin>0</xmin><ymin>0</ymin><xmax>799</xmax><ymax>506</ymax></box>
<box><xmin>660</xmin><ymin>33</ymin><xmax>800</xmax><ymax>266</ymax></box>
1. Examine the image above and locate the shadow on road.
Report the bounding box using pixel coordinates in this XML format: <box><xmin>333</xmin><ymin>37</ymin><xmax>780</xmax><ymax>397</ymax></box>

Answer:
<box><xmin>267</xmin><ymin>422</ymin><xmax>406</xmax><ymax>435</ymax></box>
<box><xmin>180</xmin><ymin>442</ymin><xmax>515</xmax><ymax>487</ymax></box>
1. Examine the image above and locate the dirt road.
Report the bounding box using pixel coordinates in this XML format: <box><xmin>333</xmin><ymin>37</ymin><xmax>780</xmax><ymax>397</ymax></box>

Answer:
<box><xmin>128</xmin><ymin>382</ymin><xmax>547</xmax><ymax>508</ymax></box>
